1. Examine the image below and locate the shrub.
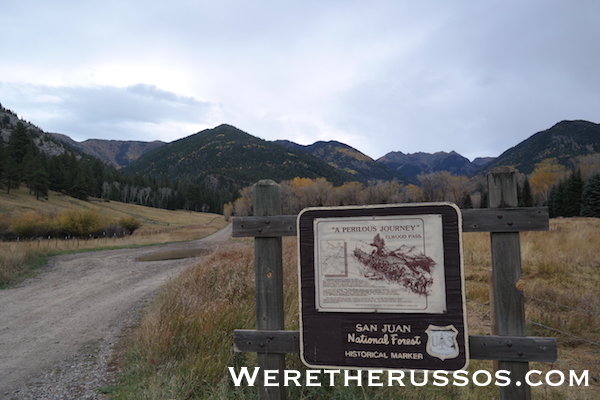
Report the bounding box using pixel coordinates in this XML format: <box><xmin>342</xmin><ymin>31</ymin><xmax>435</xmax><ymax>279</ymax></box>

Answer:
<box><xmin>10</xmin><ymin>212</ymin><xmax>56</xmax><ymax>238</ymax></box>
<box><xmin>0</xmin><ymin>210</ymin><xmax>142</xmax><ymax>239</ymax></box>
<box><xmin>118</xmin><ymin>215</ymin><xmax>142</xmax><ymax>234</ymax></box>
<box><xmin>58</xmin><ymin>210</ymin><xmax>104</xmax><ymax>238</ymax></box>
<box><xmin>0</xmin><ymin>215</ymin><xmax>13</xmax><ymax>239</ymax></box>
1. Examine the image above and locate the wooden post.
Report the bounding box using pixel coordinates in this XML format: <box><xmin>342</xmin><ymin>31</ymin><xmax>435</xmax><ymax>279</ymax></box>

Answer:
<box><xmin>488</xmin><ymin>167</ymin><xmax>531</xmax><ymax>400</ymax></box>
<box><xmin>253</xmin><ymin>180</ymin><xmax>286</xmax><ymax>400</ymax></box>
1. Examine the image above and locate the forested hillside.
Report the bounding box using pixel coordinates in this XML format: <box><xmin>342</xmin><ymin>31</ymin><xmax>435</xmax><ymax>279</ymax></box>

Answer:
<box><xmin>122</xmin><ymin>124</ymin><xmax>358</xmax><ymax>209</ymax></box>
<box><xmin>124</xmin><ymin>124</ymin><xmax>355</xmax><ymax>185</ymax></box>
<box><xmin>2</xmin><ymin>102</ymin><xmax>599</xmax><ymax>218</ymax></box>
<box><xmin>481</xmin><ymin>120</ymin><xmax>600</xmax><ymax>174</ymax></box>
<box><xmin>0</xmin><ymin>117</ymin><xmax>109</xmax><ymax>201</ymax></box>
<box><xmin>0</xmin><ymin>105</ymin><xmax>224</xmax><ymax>213</ymax></box>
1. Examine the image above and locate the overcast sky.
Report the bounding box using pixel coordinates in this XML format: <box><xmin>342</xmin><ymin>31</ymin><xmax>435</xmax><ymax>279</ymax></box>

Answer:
<box><xmin>1</xmin><ymin>0</ymin><xmax>598</xmax><ymax>161</ymax></box>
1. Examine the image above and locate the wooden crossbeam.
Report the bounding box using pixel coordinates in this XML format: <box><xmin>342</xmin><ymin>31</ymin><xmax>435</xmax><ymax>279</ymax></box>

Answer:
<box><xmin>233</xmin><ymin>329</ymin><xmax>558</xmax><ymax>363</ymax></box>
<box><xmin>232</xmin><ymin>207</ymin><xmax>549</xmax><ymax>237</ymax></box>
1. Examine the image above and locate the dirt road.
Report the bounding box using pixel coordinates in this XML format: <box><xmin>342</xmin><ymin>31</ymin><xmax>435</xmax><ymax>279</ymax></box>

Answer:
<box><xmin>0</xmin><ymin>225</ymin><xmax>231</xmax><ymax>398</ymax></box>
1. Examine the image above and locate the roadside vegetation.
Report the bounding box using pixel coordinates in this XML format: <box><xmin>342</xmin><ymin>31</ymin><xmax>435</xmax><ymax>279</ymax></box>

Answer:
<box><xmin>108</xmin><ymin>218</ymin><xmax>599</xmax><ymax>399</ymax></box>
<box><xmin>0</xmin><ymin>187</ymin><xmax>227</xmax><ymax>287</ymax></box>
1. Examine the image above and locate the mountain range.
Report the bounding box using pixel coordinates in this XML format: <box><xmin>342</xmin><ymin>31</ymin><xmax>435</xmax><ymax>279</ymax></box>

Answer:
<box><xmin>120</xmin><ymin>120</ymin><xmax>599</xmax><ymax>188</ymax></box>
<box><xmin>2</xmin><ymin>104</ymin><xmax>599</xmax><ymax>188</ymax></box>
<box><xmin>377</xmin><ymin>151</ymin><xmax>495</xmax><ymax>182</ymax></box>
<box><xmin>273</xmin><ymin>139</ymin><xmax>408</xmax><ymax>182</ymax></box>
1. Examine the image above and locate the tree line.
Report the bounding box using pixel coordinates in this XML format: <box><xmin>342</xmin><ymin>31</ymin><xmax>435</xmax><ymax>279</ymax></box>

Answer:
<box><xmin>225</xmin><ymin>156</ymin><xmax>600</xmax><ymax>219</ymax></box>
<box><xmin>529</xmin><ymin>155</ymin><xmax>600</xmax><ymax>218</ymax></box>
<box><xmin>224</xmin><ymin>175</ymin><xmax>477</xmax><ymax>219</ymax></box>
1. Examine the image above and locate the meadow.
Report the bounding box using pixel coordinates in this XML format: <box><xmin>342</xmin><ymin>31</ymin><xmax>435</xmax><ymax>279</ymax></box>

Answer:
<box><xmin>107</xmin><ymin>217</ymin><xmax>599</xmax><ymax>399</ymax></box>
<box><xmin>0</xmin><ymin>187</ymin><xmax>227</xmax><ymax>287</ymax></box>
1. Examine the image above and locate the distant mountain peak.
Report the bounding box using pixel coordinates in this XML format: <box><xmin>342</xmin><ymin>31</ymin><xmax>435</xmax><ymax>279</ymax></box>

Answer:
<box><xmin>124</xmin><ymin>124</ymin><xmax>356</xmax><ymax>188</ymax></box>
<box><xmin>481</xmin><ymin>119</ymin><xmax>600</xmax><ymax>174</ymax></box>
<box><xmin>49</xmin><ymin>133</ymin><xmax>166</xmax><ymax>168</ymax></box>
<box><xmin>377</xmin><ymin>149</ymin><xmax>486</xmax><ymax>181</ymax></box>
<box><xmin>273</xmin><ymin>139</ymin><xmax>409</xmax><ymax>183</ymax></box>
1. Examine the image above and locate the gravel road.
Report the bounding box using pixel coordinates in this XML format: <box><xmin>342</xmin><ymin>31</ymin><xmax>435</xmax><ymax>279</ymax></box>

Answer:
<box><xmin>0</xmin><ymin>225</ymin><xmax>232</xmax><ymax>399</ymax></box>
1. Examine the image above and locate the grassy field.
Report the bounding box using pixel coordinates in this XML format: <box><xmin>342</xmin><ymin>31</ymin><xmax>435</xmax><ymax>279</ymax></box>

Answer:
<box><xmin>0</xmin><ymin>188</ymin><xmax>228</xmax><ymax>287</ymax></box>
<box><xmin>0</xmin><ymin>187</ymin><xmax>224</xmax><ymax>228</ymax></box>
<box><xmin>107</xmin><ymin>217</ymin><xmax>599</xmax><ymax>399</ymax></box>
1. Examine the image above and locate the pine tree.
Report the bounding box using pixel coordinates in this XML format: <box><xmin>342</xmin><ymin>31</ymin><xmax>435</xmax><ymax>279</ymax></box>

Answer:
<box><xmin>69</xmin><ymin>170</ymin><xmax>91</xmax><ymax>200</ymax></box>
<box><xmin>0</xmin><ymin>139</ymin><xmax>6</xmax><ymax>188</ymax></box>
<box><xmin>520</xmin><ymin>177</ymin><xmax>534</xmax><ymax>207</ymax></box>
<box><xmin>461</xmin><ymin>193</ymin><xmax>473</xmax><ymax>209</ymax></box>
<box><xmin>549</xmin><ymin>169</ymin><xmax>585</xmax><ymax>217</ymax></box>
<box><xmin>4</xmin><ymin>156</ymin><xmax>21</xmax><ymax>194</ymax></box>
<box><xmin>581</xmin><ymin>173</ymin><xmax>600</xmax><ymax>218</ymax></box>
<box><xmin>564</xmin><ymin>169</ymin><xmax>584</xmax><ymax>217</ymax></box>
<box><xmin>23</xmin><ymin>154</ymin><xmax>49</xmax><ymax>200</ymax></box>
<box><xmin>548</xmin><ymin>180</ymin><xmax>566</xmax><ymax>217</ymax></box>
<box><xmin>479</xmin><ymin>191</ymin><xmax>488</xmax><ymax>208</ymax></box>
<box><xmin>8</xmin><ymin>122</ymin><xmax>36</xmax><ymax>164</ymax></box>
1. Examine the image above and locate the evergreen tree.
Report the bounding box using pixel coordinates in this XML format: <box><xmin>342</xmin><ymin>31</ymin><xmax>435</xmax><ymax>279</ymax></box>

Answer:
<box><xmin>65</xmin><ymin>153</ymin><xmax>79</xmax><ymax>192</ymax></box>
<box><xmin>46</xmin><ymin>155</ymin><xmax>66</xmax><ymax>192</ymax></box>
<box><xmin>549</xmin><ymin>169</ymin><xmax>585</xmax><ymax>217</ymax></box>
<box><xmin>581</xmin><ymin>173</ymin><xmax>600</xmax><ymax>218</ymax></box>
<box><xmin>3</xmin><ymin>156</ymin><xmax>21</xmax><ymax>194</ymax></box>
<box><xmin>564</xmin><ymin>169</ymin><xmax>584</xmax><ymax>217</ymax></box>
<box><xmin>460</xmin><ymin>193</ymin><xmax>473</xmax><ymax>209</ymax></box>
<box><xmin>80</xmin><ymin>161</ymin><xmax>99</xmax><ymax>198</ymax></box>
<box><xmin>479</xmin><ymin>191</ymin><xmax>488</xmax><ymax>208</ymax></box>
<box><xmin>0</xmin><ymin>139</ymin><xmax>6</xmax><ymax>188</ymax></box>
<box><xmin>520</xmin><ymin>177</ymin><xmax>534</xmax><ymax>207</ymax></box>
<box><xmin>109</xmin><ymin>182</ymin><xmax>121</xmax><ymax>201</ymax></box>
<box><xmin>8</xmin><ymin>122</ymin><xmax>36</xmax><ymax>164</ymax></box>
<box><xmin>69</xmin><ymin>170</ymin><xmax>91</xmax><ymax>200</ymax></box>
<box><xmin>23</xmin><ymin>154</ymin><xmax>49</xmax><ymax>200</ymax></box>
<box><xmin>548</xmin><ymin>180</ymin><xmax>566</xmax><ymax>218</ymax></box>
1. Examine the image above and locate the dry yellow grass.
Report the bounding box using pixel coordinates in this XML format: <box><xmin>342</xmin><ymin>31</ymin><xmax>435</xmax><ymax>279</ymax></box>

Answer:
<box><xmin>463</xmin><ymin>218</ymin><xmax>600</xmax><ymax>399</ymax></box>
<box><xmin>0</xmin><ymin>187</ymin><xmax>223</xmax><ymax>228</ymax></box>
<box><xmin>110</xmin><ymin>218</ymin><xmax>599</xmax><ymax>399</ymax></box>
<box><xmin>0</xmin><ymin>188</ymin><xmax>228</xmax><ymax>286</ymax></box>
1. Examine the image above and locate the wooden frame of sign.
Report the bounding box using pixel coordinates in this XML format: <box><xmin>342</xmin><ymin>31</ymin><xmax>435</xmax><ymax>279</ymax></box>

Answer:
<box><xmin>298</xmin><ymin>202</ymin><xmax>468</xmax><ymax>371</ymax></box>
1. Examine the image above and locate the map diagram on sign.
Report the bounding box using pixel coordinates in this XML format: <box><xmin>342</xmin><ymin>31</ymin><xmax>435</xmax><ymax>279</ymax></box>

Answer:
<box><xmin>320</xmin><ymin>240</ymin><xmax>348</xmax><ymax>277</ymax></box>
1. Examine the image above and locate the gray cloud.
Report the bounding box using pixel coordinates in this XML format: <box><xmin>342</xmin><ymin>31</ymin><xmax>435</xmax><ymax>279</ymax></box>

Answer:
<box><xmin>1</xmin><ymin>82</ymin><xmax>215</xmax><ymax>141</ymax></box>
<box><xmin>1</xmin><ymin>0</ymin><xmax>599</xmax><ymax>160</ymax></box>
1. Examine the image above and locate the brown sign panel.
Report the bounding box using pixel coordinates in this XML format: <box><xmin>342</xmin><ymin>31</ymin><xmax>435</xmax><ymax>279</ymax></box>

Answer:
<box><xmin>298</xmin><ymin>203</ymin><xmax>468</xmax><ymax>371</ymax></box>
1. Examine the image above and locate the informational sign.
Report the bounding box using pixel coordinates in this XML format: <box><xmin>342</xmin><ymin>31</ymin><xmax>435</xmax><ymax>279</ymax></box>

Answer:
<box><xmin>298</xmin><ymin>203</ymin><xmax>468</xmax><ymax>371</ymax></box>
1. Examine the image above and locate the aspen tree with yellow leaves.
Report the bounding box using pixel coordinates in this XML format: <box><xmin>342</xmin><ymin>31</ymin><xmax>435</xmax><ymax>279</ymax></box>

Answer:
<box><xmin>529</xmin><ymin>158</ymin><xmax>566</xmax><ymax>204</ymax></box>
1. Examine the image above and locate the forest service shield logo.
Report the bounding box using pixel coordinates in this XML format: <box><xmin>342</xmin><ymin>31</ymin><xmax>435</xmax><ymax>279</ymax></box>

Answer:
<box><xmin>425</xmin><ymin>324</ymin><xmax>460</xmax><ymax>360</ymax></box>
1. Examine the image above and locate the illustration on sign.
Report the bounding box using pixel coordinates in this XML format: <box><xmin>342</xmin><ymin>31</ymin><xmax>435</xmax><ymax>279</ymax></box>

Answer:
<box><xmin>314</xmin><ymin>214</ymin><xmax>446</xmax><ymax>313</ymax></box>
